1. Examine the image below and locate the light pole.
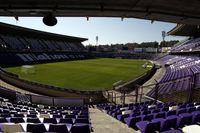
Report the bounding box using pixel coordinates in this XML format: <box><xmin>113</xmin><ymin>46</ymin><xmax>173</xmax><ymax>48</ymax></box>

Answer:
<box><xmin>96</xmin><ymin>36</ymin><xmax>98</xmax><ymax>46</ymax></box>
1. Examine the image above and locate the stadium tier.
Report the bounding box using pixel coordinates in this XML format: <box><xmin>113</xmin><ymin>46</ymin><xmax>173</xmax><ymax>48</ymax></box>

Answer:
<box><xmin>0</xmin><ymin>96</ymin><xmax>91</xmax><ymax>133</ymax></box>
<box><xmin>0</xmin><ymin>34</ymin><xmax>85</xmax><ymax>52</ymax></box>
<box><xmin>146</xmin><ymin>54</ymin><xmax>200</xmax><ymax>99</ymax></box>
<box><xmin>0</xmin><ymin>22</ymin><xmax>91</xmax><ymax>67</ymax></box>
<box><xmin>97</xmin><ymin>101</ymin><xmax>200</xmax><ymax>133</ymax></box>
<box><xmin>170</xmin><ymin>38</ymin><xmax>200</xmax><ymax>53</ymax></box>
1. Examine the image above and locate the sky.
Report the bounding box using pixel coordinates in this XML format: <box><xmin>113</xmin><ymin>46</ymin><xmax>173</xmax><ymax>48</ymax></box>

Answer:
<box><xmin>0</xmin><ymin>17</ymin><xmax>186</xmax><ymax>46</ymax></box>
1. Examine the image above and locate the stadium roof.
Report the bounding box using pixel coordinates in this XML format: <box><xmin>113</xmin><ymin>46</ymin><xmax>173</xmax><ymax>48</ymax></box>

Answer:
<box><xmin>0</xmin><ymin>22</ymin><xmax>87</xmax><ymax>42</ymax></box>
<box><xmin>168</xmin><ymin>24</ymin><xmax>200</xmax><ymax>37</ymax></box>
<box><xmin>0</xmin><ymin>0</ymin><xmax>200</xmax><ymax>25</ymax></box>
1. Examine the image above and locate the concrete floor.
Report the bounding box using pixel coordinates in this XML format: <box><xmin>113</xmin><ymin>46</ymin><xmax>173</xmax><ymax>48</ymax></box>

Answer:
<box><xmin>89</xmin><ymin>108</ymin><xmax>140</xmax><ymax>133</ymax></box>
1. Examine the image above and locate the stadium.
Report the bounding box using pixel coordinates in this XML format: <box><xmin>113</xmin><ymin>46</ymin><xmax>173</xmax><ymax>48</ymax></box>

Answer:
<box><xmin>0</xmin><ymin>1</ymin><xmax>200</xmax><ymax>133</ymax></box>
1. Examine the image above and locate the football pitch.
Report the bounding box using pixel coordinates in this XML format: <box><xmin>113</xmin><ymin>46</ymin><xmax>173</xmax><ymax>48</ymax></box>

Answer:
<box><xmin>5</xmin><ymin>58</ymin><xmax>152</xmax><ymax>91</ymax></box>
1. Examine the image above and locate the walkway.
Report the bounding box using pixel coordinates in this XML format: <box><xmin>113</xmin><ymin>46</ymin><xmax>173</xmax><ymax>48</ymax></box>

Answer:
<box><xmin>89</xmin><ymin>107</ymin><xmax>139</xmax><ymax>133</ymax></box>
<box><xmin>0</xmin><ymin>79</ymin><xmax>35</xmax><ymax>94</ymax></box>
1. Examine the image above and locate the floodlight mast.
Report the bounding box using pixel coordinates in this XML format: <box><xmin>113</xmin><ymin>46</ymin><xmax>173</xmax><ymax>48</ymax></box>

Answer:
<box><xmin>96</xmin><ymin>36</ymin><xmax>98</xmax><ymax>46</ymax></box>
<box><xmin>162</xmin><ymin>31</ymin><xmax>166</xmax><ymax>42</ymax></box>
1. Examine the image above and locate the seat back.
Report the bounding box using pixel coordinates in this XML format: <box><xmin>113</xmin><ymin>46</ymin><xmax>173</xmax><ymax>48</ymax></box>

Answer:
<box><xmin>178</xmin><ymin>113</ymin><xmax>192</xmax><ymax>128</ymax></box>
<box><xmin>43</xmin><ymin>118</ymin><xmax>57</xmax><ymax>124</ymax></box>
<box><xmin>0</xmin><ymin>117</ymin><xmax>8</xmax><ymax>123</ymax></box>
<box><xmin>27</xmin><ymin>114</ymin><xmax>37</xmax><ymax>118</ymax></box>
<box><xmin>145</xmin><ymin>121</ymin><xmax>160</xmax><ymax>133</ymax></box>
<box><xmin>71</xmin><ymin>123</ymin><xmax>90</xmax><ymax>133</ymax></box>
<box><xmin>27</xmin><ymin>123</ymin><xmax>47</xmax><ymax>133</ymax></box>
<box><xmin>130</xmin><ymin>116</ymin><xmax>142</xmax><ymax>130</ymax></box>
<box><xmin>49</xmin><ymin>124</ymin><xmax>69</xmax><ymax>133</ymax></box>
<box><xmin>177</xmin><ymin>109</ymin><xmax>186</xmax><ymax>115</ymax></box>
<box><xmin>155</xmin><ymin>112</ymin><xmax>166</xmax><ymax>119</ymax></box>
<box><xmin>187</xmin><ymin>107</ymin><xmax>196</xmax><ymax>113</ymax></box>
<box><xmin>74</xmin><ymin>118</ymin><xmax>89</xmax><ymax>124</ymax></box>
<box><xmin>10</xmin><ymin>117</ymin><xmax>25</xmax><ymax>123</ymax></box>
<box><xmin>192</xmin><ymin>111</ymin><xmax>200</xmax><ymax>124</ymax></box>
<box><xmin>53</xmin><ymin>114</ymin><xmax>62</xmax><ymax>118</ymax></box>
<box><xmin>14</xmin><ymin>114</ymin><xmax>24</xmax><ymax>117</ymax></box>
<box><xmin>143</xmin><ymin>114</ymin><xmax>154</xmax><ymax>121</ymax></box>
<box><xmin>162</xmin><ymin>116</ymin><xmax>177</xmax><ymax>131</ymax></box>
<box><xmin>167</xmin><ymin>110</ymin><xmax>176</xmax><ymax>117</ymax></box>
<box><xmin>27</xmin><ymin>118</ymin><xmax>41</xmax><ymax>123</ymax></box>
<box><xmin>59</xmin><ymin>118</ymin><xmax>73</xmax><ymax>124</ymax></box>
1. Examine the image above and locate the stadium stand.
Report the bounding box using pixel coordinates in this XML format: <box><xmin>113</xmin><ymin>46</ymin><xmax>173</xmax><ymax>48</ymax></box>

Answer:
<box><xmin>0</xmin><ymin>95</ymin><xmax>91</xmax><ymax>133</ymax></box>
<box><xmin>170</xmin><ymin>38</ymin><xmax>200</xmax><ymax>52</ymax></box>
<box><xmin>0</xmin><ymin>22</ymin><xmax>90</xmax><ymax>67</ymax></box>
<box><xmin>145</xmin><ymin>37</ymin><xmax>200</xmax><ymax>102</ymax></box>
<box><xmin>92</xmin><ymin>52</ymin><xmax>164</xmax><ymax>60</ymax></box>
<box><xmin>97</xmin><ymin>101</ymin><xmax>200</xmax><ymax>133</ymax></box>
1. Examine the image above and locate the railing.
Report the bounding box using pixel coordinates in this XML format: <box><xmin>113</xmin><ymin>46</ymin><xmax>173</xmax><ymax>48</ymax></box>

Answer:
<box><xmin>142</xmin><ymin>73</ymin><xmax>200</xmax><ymax>103</ymax></box>
<box><xmin>103</xmin><ymin>87</ymin><xmax>144</xmax><ymax>104</ymax></box>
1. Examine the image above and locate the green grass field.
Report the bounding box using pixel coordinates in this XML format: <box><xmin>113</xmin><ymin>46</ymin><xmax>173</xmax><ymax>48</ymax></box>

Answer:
<box><xmin>5</xmin><ymin>58</ymin><xmax>151</xmax><ymax>91</ymax></box>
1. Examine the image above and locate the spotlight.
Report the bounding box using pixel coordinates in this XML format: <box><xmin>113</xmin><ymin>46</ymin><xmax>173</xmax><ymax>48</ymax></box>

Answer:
<box><xmin>43</xmin><ymin>13</ymin><xmax>57</xmax><ymax>26</ymax></box>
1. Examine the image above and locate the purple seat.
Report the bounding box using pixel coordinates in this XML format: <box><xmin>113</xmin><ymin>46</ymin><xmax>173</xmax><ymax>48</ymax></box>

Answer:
<box><xmin>53</xmin><ymin>114</ymin><xmax>63</xmax><ymax>118</ymax></box>
<box><xmin>124</xmin><ymin>116</ymin><xmax>142</xmax><ymax>130</ymax></box>
<box><xmin>0</xmin><ymin>113</ymin><xmax>11</xmax><ymax>118</ymax></box>
<box><xmin>49</xmin><ymin>124</ymin><xmax>69</xmax><ymax>133</ymax></box>
<box><xmin>77</xmin><ymin>115</ymin><xmax>88</xmax><ymax>119</ymax></box>
<box><xmin>192</xmin><ymin>111</ymin><xmax>200</xmax><ymax>124</ymax></box>
<box><xmin>179</xmin><ymin>104</ymin><xmax>186</xmax><ymax>109</ymax></box>
<box><xmin>2</xmin><ymin>109</ymin><xmax>10</xmax><ymax>113</ymax></box>
<box><xmin>186</xmin><ymin>103</ymin><xmax>194</xmax><ymax>108</ymax></box>
<box><xmin>177</xmin><ymin>113</ymin><xmax>192</xmax><ymax>128</ymax></box>
<box><xmin>43</xmin><ymin>118</ymin><xmax>57</xmax><ymax>124</ymax></box>
<box><xmin>162</xmin><ymin>116</ymin><xmax>178</xmax><ymax>131</ymax></box>
<box><xmin>27</xmin><ymin>114</ymin><xmax>37</xmax><ymax>118</ymax></box>
<box><xmin>29</xmin><ymin>111</ymin><xmax>37</xmax><ymax>115</ymax></box>
<box><xmin>117</xmin><ymin>114</ymin><xmax>130</xmax><ymax>122</ymax></box>
<box><xmin>142</xmin><ymin>110</ymin><xmax>151</xmax><ymax>115</ymax></box>
<box><xmin>162</xmin><ymin>107</ymin><xmax>169</xmax><ymax>112</ymax></box>
<box><xmin>131</xmin><ymin>112</ymin><xmax>141</xmax><ymax>117</ymax></box>
<box><xmin>74</xmin><ymin>118</ymin><xmax>89</xmax><ymax>124</ymax></box>
<box><xmin>10</xmin><ymin>117</ymin><xmax>25</xmax><ymax>123</ymax></box>
<box><xmin>65</xmin><ymin>114</ymin><xmax>76</xmax><ymax>119</ymax></box>
<box><xmin>70</xmin><ymin>123</ymin><xmax>90</xmax><ymax>133</ymax></box>
<box><xmin>154</xmin><ymin>112</ymin><xmax>166</xmax><ymax>119</ymax></box>
<box><xmin>59</xmin><ymin>118</ymin><xmax>73</xmax><ymax>124</ymax></box>
<box><xmin>187</xmin><ymin>107</ymin><xmax>196</xmax><ymax>113</ymax></box>
<box><xmin>176</xmin><ymin>109</ymin><xmax>187</xmax><ymax>115</ymax></box>
<box><xmin>136</xmin><ymin>120</ymin><xmax>160</xmax><ymax>133</ymax></box>
<box><xmin>142</xmin><ymin>114</ymin><xmax>154</xmax><ymax>121</ymax></box>
<box><xmin>0</xmin><ymin>117</ymin><xmax>8</xmax><ymax>123</ymax></box>
<box><xmin>152</xmin><ymin>109</ymin><xmax>160</xmax><ymax>113</ymax></box>
<box><xmin>14</xmin><ymin>114</ymin><xmax>24</xmax><ymax>117</ymax></box>
<box><xmin>162</xmin><ymin>130</ymin><xmax>183</xmax><ymax>133</ymax></box>
<box><xmin>167</xmin><ymin>110</ymin><xmax>176</xmax><ymax>117</ymax></box>
<box><xmin>27</xmin><ymin>118</ymin><xmax>41</xmax><ymax>123</ymax></box>
<box><xmin>27</xmin><ymin>123</ymin><xmax>47</xmax><ymax>133</ymax></box>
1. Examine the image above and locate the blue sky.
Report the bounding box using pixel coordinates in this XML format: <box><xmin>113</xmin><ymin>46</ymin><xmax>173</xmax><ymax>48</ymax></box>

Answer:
<box><xmin>0</xmin><ymin>17</ymin><xmax>186</xmax><ymax>45</ymax></box>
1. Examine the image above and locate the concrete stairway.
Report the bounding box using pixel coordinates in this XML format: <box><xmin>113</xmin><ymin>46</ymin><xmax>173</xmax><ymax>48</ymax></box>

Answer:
<box><xmin>89</xmin><ymin>107</ymin><xmax>139</xmax><ymax>133</ymax></box>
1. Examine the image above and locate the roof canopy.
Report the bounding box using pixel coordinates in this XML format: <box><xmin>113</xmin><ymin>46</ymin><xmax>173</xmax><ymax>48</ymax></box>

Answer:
<box><xmin>0</xmin><ymin>0</ymin><xmax>200</xmax><ymax>25</ymax></box>
<box><xmin>168</xmin><ymin>24</ymin><xmax>200</xmax><ymax>37</ymax></box>
<box><xmin>0</xmin><ymin>22</ymin><xmax>87</xmax><ymax>42</ymax></box>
